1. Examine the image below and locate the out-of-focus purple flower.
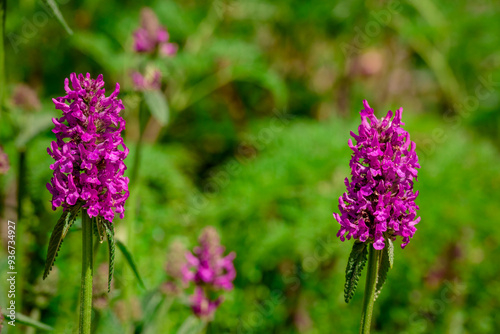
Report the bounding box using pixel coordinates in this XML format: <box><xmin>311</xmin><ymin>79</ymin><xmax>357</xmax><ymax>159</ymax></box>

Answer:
<box><xmin>190</xmin><ymin>286</ymin><xmax>222</xmax><ymax>318</ymax></box>
<box><xmin>166</xmin><ymin>240</ymin><xmax>187</xmax><ymax>280</ymax></box>
<box><xmin>0</xmin><ymin>306</ymin><xmax>4</xmax><ymax>332</ymax></box>
<box><xmin>12</xmin><ymin>84</ymin><xmax>41</xmax><ymax>111</ymax></box>
<box><xmin>131</xmin><ymin>69</ymin><xmax>162</xmax><ymax>91</ymax></box>
<box><xmin>133</xmin><ymin>7</ymin><xmax>178</xmax><ymax>57</ymax></box>
<box><xmin>47</xmin><ymin>73</ymin><xmax>129</xmax><ymax>222</ymax></box>
<box><xmin>160</xmin><ymin>42</ymin><xmax>177</xmax><ymax>56</ymax></box>
<box><xmin>0</xmin><ymin>147</ymin><xmax>9</xmax><ymax>174</ymax></box>
<box><xmin>333</xmin><ymin>100</ymin><xmax>420</xmax><ymax>250</ymax></box>
<box><xmin>183</xmin><ymin>227</ymin><xmax>236</xmax><ymax>289</ymax></box>
<box><xmin>182</xmin><ymin>226</ymin><xmax>236</xmax><ymax>319</ymax></box>
<box><xmin>160</xmin><ymin>240</ymin><xmax>187</xmax><ymax>296</ymax></box>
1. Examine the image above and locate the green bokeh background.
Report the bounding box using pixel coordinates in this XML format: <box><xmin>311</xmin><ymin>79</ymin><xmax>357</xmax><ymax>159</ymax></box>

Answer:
<box><xmin>1</xmin><ymin>0</ymin><xmax>500</xmax><ymax>333</ymax></box>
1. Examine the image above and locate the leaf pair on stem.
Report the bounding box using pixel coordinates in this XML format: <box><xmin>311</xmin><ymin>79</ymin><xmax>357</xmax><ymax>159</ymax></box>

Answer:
<box><xmin>344</xmin><ymin>237</ymin><xmax>394</xmax><ymax>304</ymax></box>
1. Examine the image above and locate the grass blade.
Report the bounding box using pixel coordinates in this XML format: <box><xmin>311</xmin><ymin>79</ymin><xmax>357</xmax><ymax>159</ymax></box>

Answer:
<box><xmin>44</xmin><ymin>0</ymin><xmax>73</xmax><ymax>35</ymax></box>
<box><xmin>116</xmin><ymin>239</ymin><xmax>146</xmax><ymax>289</ymax></box>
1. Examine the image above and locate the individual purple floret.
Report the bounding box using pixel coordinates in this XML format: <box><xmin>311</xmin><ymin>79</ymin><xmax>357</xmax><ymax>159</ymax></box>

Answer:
<box><xmin>47</xmin><ymin>73</ymin><xmax>129</xmax><ymax>222</ymax></box>
<box><xmin>182</xmin><ymin>226</ymin><xmax>236</xmax><ymax>319</ymax></box>
<box><xmin>333</xmin><ymin>100</ymin><xmax>420</xmax><ymax>250</ymax></box>
<box><xmin>133</xmin><ymin>7</ymin><xmax>178</xmax><ymax>57</ymax></box>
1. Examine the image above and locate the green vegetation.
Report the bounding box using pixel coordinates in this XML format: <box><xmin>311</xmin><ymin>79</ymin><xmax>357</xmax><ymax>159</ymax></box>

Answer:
<box><xmin>1</xmin><ymin>0</ymin><xmax>500</xmax><ymax>333</ymax></box>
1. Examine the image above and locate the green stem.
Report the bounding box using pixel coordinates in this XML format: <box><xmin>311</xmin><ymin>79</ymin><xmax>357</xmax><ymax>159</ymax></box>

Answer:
<box><xmin>17</xmin><ymin>150</ymin><xmax>26</xmax><ymax>220</ymax></box>
<box><xmin>80</xmin><ymin>210</ymin><xmax>93</xmax><ymax>334</ymax></box>
<box><xmin>16</xmin><ymin>150</ymin><xmax>26</xmax><ymax>312</ymax></box>
<box><xmin>360</xmin><ymin>246</ymin><xmax>381</xmax><ymax>334</ymax></box>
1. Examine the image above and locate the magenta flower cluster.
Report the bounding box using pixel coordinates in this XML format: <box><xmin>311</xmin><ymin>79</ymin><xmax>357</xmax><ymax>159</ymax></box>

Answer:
<box><xmin>47</xmin><ymin>73</ymin><xmax>129</xmax><ymax>222</ymax></box>
<box><xmin>182</xmin><ymin>227</ymin><xmax>236</xmax><ymax>319</ymax></box>
<box><xmin>133</xmin><ymin>7</ymin><xmax>177</xmax><ymax>56</ymax></box>
<box><xmin>333</xmin><ymin>100</ymin><xmax>420</xmax><ymax>250</ymax></box>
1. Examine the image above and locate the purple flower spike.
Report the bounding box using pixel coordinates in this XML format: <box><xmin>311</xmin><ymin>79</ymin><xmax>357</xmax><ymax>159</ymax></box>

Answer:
<box><xmin>133</xmin><ymin>7</ymin><xmax>177</xmax><ymax>57</ymax></box>
<box><xmin>47</xmin><ymin>73</ymin><xmax>129</xmax><ymax>222</ymax></box>
<box><xmin>333</xmin><ymin>100</ymin><xmax>420</xmax><ymax>250</ymax></box>
<box><xmin>182</xmin><ymin>226</ymin><xmax>236</xmax><ymax>319</ymax></box>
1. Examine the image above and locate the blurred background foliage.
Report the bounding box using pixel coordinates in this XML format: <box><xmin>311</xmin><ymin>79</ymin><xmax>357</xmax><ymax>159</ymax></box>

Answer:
<box><xmin>1</xmin><ymin>0</ymin><xmax>500</xmax><ymax>333</ymax></box>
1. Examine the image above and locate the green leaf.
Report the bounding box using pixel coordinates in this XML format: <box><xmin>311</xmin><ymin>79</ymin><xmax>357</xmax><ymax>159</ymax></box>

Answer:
<box><xmin>116</xmin><ymin>239</ymin><xmax>146</xmax><ymax>289</ymax></box>
<box><xmin>70</xmin><ymin>32</ymin><xmax>130</xmax><ymax>75</ymax></box>
<box><xmin>2</xmin><ymin>311</ymin><xmax>54</xmax><ymax>331</ymax></box>
<box><xmin>15</xmin><ymin>111</ymin><xmax>55</xmax><ymax>148</ymax></box>
<box><xmin>387</xmin><ymin>237</ymin><xmax>394</xmax><ymax>269</ymax></box>
<box><xmin>43</xmin><ymin>210</ymin><xmax>69</xmax><ymax>279</ymax></box>
<box><xmin>95</xmin><ymin>216</ymin><xmax>106</xmax><ymax>243</ymax></box>
<box><xmin>344</xmin><ymin>241</ymin><xmax>368</xmax><ymax>303</ymax></box>
<box><xmin>375</xmin><ymin>238</ymin><xmax>394</xmax><ymax>300</ymax></box>
<box><xmin>103</xmin><ymin>219</ymin><xmax>115</xmax><ymax>293</ymax></box>
<box><xmin>232</xmin><ymin>64</ymin><xmax>288</xmax><ymax>108</ymax></box>
<box><xmin>65</xmin><ymin>203</ymin><xmax>82</xmax><ymax>236</ymax></box>
<box><xmin>43</xmin><ymin>203</ymin><xmax>82</xmax><ymax>279</ymax></box>
<box><xmin>143</xmin><ymin>90</ymin><xmax>170</xmax><ymax>126</ymax></box>
<box><xmin>44</xmin><ymin>0</ymin><xmax>73</xmax><ymax>35</ymax></box>
<box><xmin>176</xmin><ymin>315</ymin><xmax>205</xmax><ymax>334</ymax></box>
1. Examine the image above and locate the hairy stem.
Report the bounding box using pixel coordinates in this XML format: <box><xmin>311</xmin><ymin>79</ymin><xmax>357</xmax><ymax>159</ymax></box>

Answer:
<box><xmin>80</xmin><ymin>210</ymin><xmax>94</xmax><ymax>334</ymax></box>
<box><xmin>360</xmin><ymin>246</ymin><xmax>381</xmax><ymax>334</ymax></box>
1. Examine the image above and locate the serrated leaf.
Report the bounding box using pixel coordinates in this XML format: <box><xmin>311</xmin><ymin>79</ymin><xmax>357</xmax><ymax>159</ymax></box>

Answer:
<box><xmin>44</xmin><ymin>0</ymin><xmax>73</xmax><ymax>35</ymax></box>
<box><xmin>43</xmin><ymin>203</ymin><xmax>82</xmax><ymax>279</ymax></box>
<box><xmin>64</xmin><ymin>202</ymin><xmax>82</xmax><ymax>235</ymax></box>
<box><xmin>143</xmin><ymin>90</ymin><xmax>170</xmax><ymax>126</ymax></box>
<box><xmin>92</xmin><ymin>217</ymin><xmax>99</xmax><ymax>237</ymax></box>
<box><xmin>43</xmin><ymin>210</ymin><xmax>69</xmax><ymax>279</ymax></box>
<box><xmin>387</xmin><ymin>237</ymin><xmax>394</xmax><ymax>269</ymax></box>
<box><xmin>95</xmin><ymin>217</ymin><xmax>106</xmax><ymax>243</ymax></box>
<box><xmin>43</xmin><ymin>211</ymin><xmax>69</xmax><ymax>279</ymax></box>
<box><xmin>103</xmin><ymin>220</ymin><xmax>115</xmax><ymax>293</ymax></box>
<box><xmin>2</xmin><ymin>310</ymin><xmax>54</xmax><ymax>331</ymax></box>
<box><xmin>375</xmin><ymin>238</ymin><xmax>394</xmax><ymax>300</ymax></box>
<box><xmin>344</xmin><ymin>241</ymin><xmax>368</xmax><ymax>303</ymax></box>
<box><xmin>116</xmin><ymin>240</ymin><xmax>146</xmax><ymax>289</ymax></box>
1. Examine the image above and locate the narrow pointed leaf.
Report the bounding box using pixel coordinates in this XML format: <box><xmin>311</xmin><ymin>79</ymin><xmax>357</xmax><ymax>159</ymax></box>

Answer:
<box><xmin>375</xmin><ymin>238</ymin><xmax>394</xmax><ymax>300</ymax></box>
<box><xmin>387</xmin><ymin>237</ymin><xmax>394</xmax><ymax>269</ymax></box>
<box><xmin>103</xmin><ymin>220</ymin><xmax>115</xmax><ymax>292</ymax></box>
<box><xmin>116</xmin><ymin>239</ymin><xmax>146</xmax><ymax>289</ymax></box>
<box><xmin>96</xmin><ymin>216</ymin><xmax>106</xmax><ymax>243</ymax></box>
<box><xmin>43</xmin><ymin>210</ymin><xmax>69</xmax><ymax>279</ymax></box>
<box><xmin>43</xmin><ymin>203</ymin><xmax>82</xmax><ymax>279</ymax></box>
<box><xmin>44</xmin><ymin>0</ymin><xmax>73</xmax><ymax>35</ymax></box>
<box><xmin>344</xmin><ymin>241</ymin><xmax>368</xmax><ymax>303</ymax></box>
<box><xmin>64</xmin><ymin>202</ymin><xmax>82</xmax><ymax>237</ymax></box>
<box><xmin>143</xmin><ymin>90</ymin><xmax>170</xmax><ymax>126</ymax></box>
